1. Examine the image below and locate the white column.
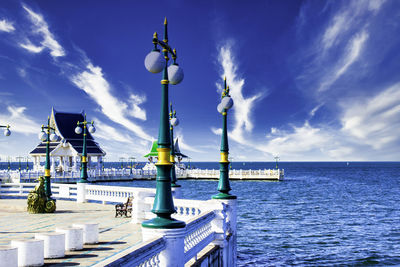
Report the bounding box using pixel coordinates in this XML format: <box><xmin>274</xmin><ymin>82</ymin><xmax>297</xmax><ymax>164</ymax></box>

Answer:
<box><xmin>50</xmin><ymin>157</ymin><xmax>56</xmax><ymax>172</ymax></box>
<box><xmin>97</xmin><ymin>156</ymin><xmax>102</xmax><ymax>171</ymax></box>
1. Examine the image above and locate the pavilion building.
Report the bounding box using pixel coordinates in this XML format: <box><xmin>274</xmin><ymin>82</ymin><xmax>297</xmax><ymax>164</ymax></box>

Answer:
<box><xmin>29</xmin><ymin>108</ymin><xmax>106</xmax><ymax>173</ymax></box>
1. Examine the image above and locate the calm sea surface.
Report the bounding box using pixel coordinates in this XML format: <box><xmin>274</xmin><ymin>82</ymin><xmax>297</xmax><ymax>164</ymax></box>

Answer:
<box><xmin>5</xmin><ymin>161</ymin><xmax>400</xmax><ymax>266</ymax></box>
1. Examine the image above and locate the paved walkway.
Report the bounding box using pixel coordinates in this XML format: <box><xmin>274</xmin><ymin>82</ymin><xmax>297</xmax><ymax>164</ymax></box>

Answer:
<box><xmin>0</xmin><ymin>199</ymin><xmax>142</xmax><ymax>266</ymax></box>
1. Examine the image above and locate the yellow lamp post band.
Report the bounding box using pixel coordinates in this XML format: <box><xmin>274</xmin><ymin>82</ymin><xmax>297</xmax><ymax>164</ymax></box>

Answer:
<box><xmin>82</xmin><ymin>156</ymin><xmax>87</xmax><ymax>163</ymax></box>
<box><xmin>222</xmin><ymin>112</ymin><xmax>227</xmax><ymax>116</ymax></box>
<box><xmin>220</xmin><ymin>152</ymin><xmax>229</xmax><ymax>163</ymax></box>
<box><xmin>156</xmin><ymin>147</ymin><xmax>172</xmax><ymax>165</ymax></box>
<box><xmin>45</xmin><ymin>169</ymin><xmax>51</xmax><ymax>176</ymax></box>
<box><xmin>170</xmin><ymin>154</ymin><xmax>175</xmax><ymax>163</ymax></box>
<box><xmin>161</xmin><ymin>80</ymin><xmax>169</xmax><ymax>84</ymax></box>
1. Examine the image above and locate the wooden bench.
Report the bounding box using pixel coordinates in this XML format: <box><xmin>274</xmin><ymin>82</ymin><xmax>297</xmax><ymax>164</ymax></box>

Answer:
<box><xmin>115</xmin><ymin>197</ymin><xmax>133</xmax><ymax>217</ymax></box>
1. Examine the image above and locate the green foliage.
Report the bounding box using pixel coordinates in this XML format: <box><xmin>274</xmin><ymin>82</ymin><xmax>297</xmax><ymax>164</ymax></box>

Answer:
<box><xmin>27</xmin><ymin>176</ymin><xmax>56</xmax><ymax>213</ymax></box>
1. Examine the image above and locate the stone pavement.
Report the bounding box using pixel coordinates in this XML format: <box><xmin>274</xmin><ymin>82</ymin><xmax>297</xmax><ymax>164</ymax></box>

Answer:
<box><xmin>0</xmin><ymin>198</ymin><xmax>142</xmax><ymax>266</ymax></box>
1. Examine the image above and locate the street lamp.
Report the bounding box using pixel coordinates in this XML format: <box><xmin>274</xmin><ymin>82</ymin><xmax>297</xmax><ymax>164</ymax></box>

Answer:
<box><xmin>75</xmin><ymin>114</ymin><xmax>96</xmax><ymax>183</ymax></box>
<box><xmin>119</xmin><ymin>157</ymin><xmax>125</xmax><ymax>170</ymax></box>
<box><xmin>274</xmin><ymin>155</ymin><xmax>280</xmax><ymax>169</ymax></box>
<box><xmin>16</xmin><ymin>156</ymin><xmax>23</xmax><ymax>172</ymax></box>
<box><xmin>39</xmin><ymin>117</ymin><xmax>59</xmax><ymax>199</ymax></box>
<box><xmin>169</xmin><ymin>103</ymin><xmax>181</xmax><ymax>188</ymax></box>
<box><xmin>212</xmin><ymin>77</ymin><xmax>236</xmax><ymax>200</ymax></box>
<box><xmin>128</xmin><ymin>157</ymin><xmax>136</xmax><ymax>175</ymax></box>
<box><xmin>26</xmin><ymin>156</ymin><xmax>30</xmax><ymax>171</ymax></box>
<box><xmin>142</xmin><ymin>18</ymin><xmax>185</xmax><ymax>229</ymax></box>
<box><xmin>0</xmin><ymin>125</ymin><xmax>11</xmax><ymax>171</ymax></box>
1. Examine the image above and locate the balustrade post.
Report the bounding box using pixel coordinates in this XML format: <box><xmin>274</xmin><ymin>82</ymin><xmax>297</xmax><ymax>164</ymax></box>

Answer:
<box><xmin>142</xmin><ymin>227</ymin><xmax>186</xmax><ymax>267</ymax></box>
<box><xmin>210</xmin><ymin>198</ymin><xmax>237</xmax><ymax>267</ymax></box>
<box><xmin>76</xmin><ymin>183</ymin><xmax>87</xmax><ymax>203</ymax></box>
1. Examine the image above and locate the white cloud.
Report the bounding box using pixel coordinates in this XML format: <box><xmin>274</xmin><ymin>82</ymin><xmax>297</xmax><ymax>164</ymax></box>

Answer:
<box><xmin>318</xmin><ymin>31</ymin><xmax>368</xmax><ymax>92</ymax></box>
<box><xmin>20</xmin><ymin>5</ymin><xmax>65</xmax><ymax>58</ymax></box>
<box><xmin>71</xmin><ymin>62</ymin><xmax>152</xmax><ymax>141</ymax></box>
<box><xmin>128</xmin><ymin>93</ymin><xmax>147</xmax><ymax>120</ymax></box>
<box><xmin>0</xmin><ymin>19</ymin><xmax>15</xmax><ymax>32</ymax></box>
<box><xmin>322</xmin><ymin>13</ymin><xmax>348</xmax><ymax>50</ymax></box>
<box><xmin>175</xmin><ymin>133</ymin><xmax>203</xmax><ymax>153</ymax></box>
<box><xmin>0</xmin><ymin>106</ymin><xmax>40</xmax><ymax>134</ymax></box>
<box><xmin>217</xmin><ymin>43</ymin><xmax>263</xmax><ymax>144</ymax></box>
<box><xmin>19</xmin><ymin>41</ymin><xmax>44</xmax><ymax>54</ymax></box>
<box><xmin>93</xmin><ymin>119</ymin><xmax>135</xmax><ymax>144</ymax></box>
<box><xmin>262</xmin><ymin>121</ymin><xmax>331</xmax><ymax>157</ymax></box>
<box><xmin>341</xmin><ymin>82</ymin><xmax>400</xmax><ymax>149</ymax></box>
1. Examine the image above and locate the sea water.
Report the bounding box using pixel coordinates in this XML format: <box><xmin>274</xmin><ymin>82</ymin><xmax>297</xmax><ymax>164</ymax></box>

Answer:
<box><xmin>99</xmin><ymin>162</ymin><xmax>400</xmax><ymax>266</ymax></box>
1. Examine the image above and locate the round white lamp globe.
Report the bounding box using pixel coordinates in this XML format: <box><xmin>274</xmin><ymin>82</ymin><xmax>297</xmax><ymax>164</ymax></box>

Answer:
<box><xmin>89</xmin><ymin>125</ymin><xmax>96</xmax><ymax>133</ymax></box>
<box><xmin>50</xmin><ymin>133</ymin><xmax>59</xmax><ymax>142</ymax></box>
<box><xmin>39</xmin><ymin>131</ymin><xmax>47</xmax><ymax>141</ymax></box>
<box><xmin>167</xmin><ymin>64</ymin><xmax>184</xmax><ymax>85</ymax></box>
<box><xmin>75</xmin><ymin>126</ymin><xmax>82</xmax><ymax>134</ymax></box>
<box><xmin>144</xmin><ymin>51</ymin><xmax>166</xmax><ymax>73</ymax></box>
<box><xmin>217</xmin><ymin>103</ymin><xmax>224</xmax><ymax>113</ymax></box>
<box><xmin>221</xmin><ymin>96</ymin><xmax>234</xmax><ymax>110</ymax></box>
<box><xmin>170</xmin><ymin>117</ymin><xmax>179</xmax><ymax>127</ymax></box>
<box><xmin>3</xmin><ymin>128</ymin><xmax>11</xmax><ymax>136</ymax></box>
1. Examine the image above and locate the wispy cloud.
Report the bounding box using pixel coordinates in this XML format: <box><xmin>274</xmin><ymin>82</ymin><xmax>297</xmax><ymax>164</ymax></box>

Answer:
<box><xmin>318</xmin><ymin>31</ymin><xmax>369</xmax><ymax>92</ymax></box>
<box><xmin>19</xmin><ymin>40</ymin><xmax>44</xmax><ymax>54</ymax></box>
<box><xmin>128</xmin><ymin>93</ymin><xmax>147</xmax><ymax>121</ymax></box>
<box><xmin>175</xmin><ymin>133</ymin><xmax>203</xmax><ymax>153</ymax></box>
<box><xmin>0</xmin><ymin>19</ymin><xmax>15</xmax><ymax>32</ymax></box>
<box><xmin>71</xmin><ymin>62</ymin><xmax>152</xmax><ymax>141</ymax></box>
<box><xmin>20</xmin><ymin>4</ymin><xmax>65</xmax><ymax>58</ymax></box>
<box><xmin>217</xmin><ymin>42</ymin><xmax>263</xmax><ymax>144</ymax></box>
<box><xmin>340</xmin><ymin>82</ymin><xmax>400</xmax><ymax>149</ymax></box>
<box><xmin>93</xmin><ymin>119</ymin><xmax>135</xmax><ymax>144</ymax></box>
<box><xmin>0</xmin><ymin>106</ymin><xmax>40</xmax><ymax>134</ymax></box>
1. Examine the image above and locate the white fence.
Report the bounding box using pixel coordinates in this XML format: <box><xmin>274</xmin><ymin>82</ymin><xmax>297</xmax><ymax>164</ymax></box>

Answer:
<box><xmin>0</xmin><ymin>182</ymin><xmax>236</xmax><ymax>266</ymax></box>
<box><xmin>0</xmin><ymin>167</ymin><xmax>282</xmax><ymax>184</ymax></box>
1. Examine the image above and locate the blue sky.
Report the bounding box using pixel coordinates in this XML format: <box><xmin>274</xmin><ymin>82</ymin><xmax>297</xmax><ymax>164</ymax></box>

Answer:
<box><xmin>0</xmin><ymin>0</ymin><xmax>399</xmax><ymax>162</ymax></box>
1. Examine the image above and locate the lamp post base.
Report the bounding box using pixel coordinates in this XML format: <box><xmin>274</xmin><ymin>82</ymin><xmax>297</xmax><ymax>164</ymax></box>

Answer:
<box><xmin>78</xmin><ymin>179</ymin><xmax>88</xmax><ymax>183</ymax></box>
<box><xmin>212</xmin><ymin>192</ymin><xmax>237</xmax><ymax>200</ymax></box>
<box><xmin>142</xmin><ymin>216</ymin><xmax>185</xmax><ymax>229</ymax></box>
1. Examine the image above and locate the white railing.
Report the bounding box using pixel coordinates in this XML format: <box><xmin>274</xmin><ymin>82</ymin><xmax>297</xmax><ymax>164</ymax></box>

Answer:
<box><xmin>85</xmin><ymin>184</ymin><xmax>155</xmax><ymax>204</ymax></box>
<box><xmin>185</xmin><ymin>168</ymin><xmax>284</xmax><ymax>180</ymax></box>
<box><xmin>0</xmin><ymin>183</ymin><xmax>78</xmax><ymax>199</ymax></box>
<box><xmin>93</xmin><ymin>237</ymin><xmax>166</xmax><ymax>267</ymax></box>
<box><xmin>184</xmin><ymin>211</ymin><xmax>216</xmax><ymax>263</ymax></box>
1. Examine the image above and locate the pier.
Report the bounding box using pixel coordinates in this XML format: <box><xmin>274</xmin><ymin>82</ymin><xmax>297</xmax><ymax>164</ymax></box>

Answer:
<box><xmin>0</xmin><ymin>168</ymin><xmax>284</xmax><ymax>183</ymax></box>
<box><xmin>0</xmin><ymin>182</ymin><xmax>237</xmax><ymax>266</ymax></box>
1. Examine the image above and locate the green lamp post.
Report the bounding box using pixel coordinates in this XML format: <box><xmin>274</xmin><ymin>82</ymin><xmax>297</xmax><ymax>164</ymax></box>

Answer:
<box><xmin>169</xmin><ymin>103</ymin><xmax>181</xmax><ymax>188</ymax></box>
<box><xmin>7</xmin><ymin>156</ymin><xmax>11</xmax><ymax>172</ymax></box>
<box><xmin>142</xmin><ymin>18</ymin><xmax>185</xmax><ymax>229</ymax></box>
<box><xmin>128</xmin><ymin>157</ymin><xmax>136</xmax><ymax>175</ymax></box>
<box><xmin>212</xmin><ymin>77</ymin><xmax>236</xmax><ymax>200</ymax></box>
<box><xmin>39</xmin><ymin>117</ymin><xmax>59</xmax><ymax>199</ymax></box>
<box><xmin>75</xmin><ymin>114</ymin><xmax>96</xmax><ymax>183</ymax></box>
<box><xmin>26</xmin><ymin>157</ymin><xmax>30</xmax><ymax>171</ymax></box>
<box><xmin>119</xmin><ymin>157</ymin><xmax>125</xmax><ymax>170</ymax></box>
<box><xmin>274</xmin><ymin>155</ymin><xmax>280</xmax><ymax>169</ymax></box>
<box><xmin>16</xmin><ymin>156</ymin><xmax>23</xmax><ymax>172</ymax></box>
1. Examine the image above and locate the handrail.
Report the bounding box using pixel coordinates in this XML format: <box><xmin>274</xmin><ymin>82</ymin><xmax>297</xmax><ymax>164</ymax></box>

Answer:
<box><xmin>184</xmin><ymin>211</ymin><xmax>217</xmax><ymax>263</ymax></box>
<box><xmin>93</xmin><ymin>237</ymin><xmax>166</xmax><ymax>267</ymax></box>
